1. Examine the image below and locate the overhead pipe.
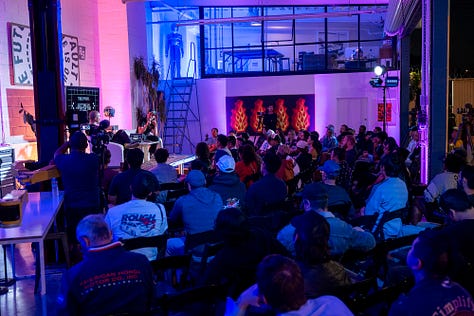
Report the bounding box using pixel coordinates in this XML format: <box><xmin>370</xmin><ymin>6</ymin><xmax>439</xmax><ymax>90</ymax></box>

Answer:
<box><xmin>384</xmin><ymin>0</ymin><xmax>421</xmax><ymax>37</ymax></box>
<box><xmin>145</xmin><ymin>8</ymin><xmax>387</xmax><ymax>25</ymax></box>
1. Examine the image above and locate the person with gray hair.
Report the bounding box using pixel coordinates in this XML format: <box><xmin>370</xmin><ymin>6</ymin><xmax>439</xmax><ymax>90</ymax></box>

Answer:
<box><xmin>58</xmin><ymin>214</ymin><xmax>153</xmax><ymax>315</ymax></box>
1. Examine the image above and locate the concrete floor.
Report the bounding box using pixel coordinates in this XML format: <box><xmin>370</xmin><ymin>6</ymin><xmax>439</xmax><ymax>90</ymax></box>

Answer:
<box><xmin>0</xmin><ymin>243</ymin><xmax>66</xmax><ymax>316</ymax></box>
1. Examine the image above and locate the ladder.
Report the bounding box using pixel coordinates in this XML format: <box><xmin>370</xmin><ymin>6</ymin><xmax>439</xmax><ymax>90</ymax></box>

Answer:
<box><xmin>162</xmin><ymin>42</ymin><xmax>202</xmax><ymax>154</ymax></box>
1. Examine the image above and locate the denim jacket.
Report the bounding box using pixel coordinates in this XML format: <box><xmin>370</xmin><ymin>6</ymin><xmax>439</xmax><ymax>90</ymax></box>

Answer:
<box><xmin>277</xmin><ymin>210</ymin><xmax>375</xmax><ymax>257</ymax></box>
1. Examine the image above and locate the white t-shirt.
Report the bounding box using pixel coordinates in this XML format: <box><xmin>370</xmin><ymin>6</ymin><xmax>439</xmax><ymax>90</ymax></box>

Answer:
<box><xmin>105</xmin><ymin>199</ymin><xmax>168</xmax><ymax>260</ymax></box>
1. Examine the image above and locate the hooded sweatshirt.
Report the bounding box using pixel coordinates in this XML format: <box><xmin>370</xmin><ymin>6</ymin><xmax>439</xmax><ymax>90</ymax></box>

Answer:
<box><xmin>169</xmin><ymin>187</ymin><xmax>223</xmax><ymax>234</ymax></box>
<box><xmin>209</xmin><ymin>172</ymin><xmax>246</xmax><ymax>209</ymax></box>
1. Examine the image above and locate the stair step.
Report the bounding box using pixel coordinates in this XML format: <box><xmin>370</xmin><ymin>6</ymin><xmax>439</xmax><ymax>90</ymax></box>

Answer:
<box><xmin>169</xmin><ymin>91</ymin><xmax>191</xmax><ymax>97</ymax></box>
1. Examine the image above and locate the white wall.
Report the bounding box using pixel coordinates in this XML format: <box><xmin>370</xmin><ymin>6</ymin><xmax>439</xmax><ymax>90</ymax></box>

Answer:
<box><xmin>189</xmin><ymin>71</ymin><xmax>400</xmax><ymax>152</ymax></box>
<box><xmin>0</xmin><ymin>0</ymin><xmax>133</xmax><ymax>160</ymax></box>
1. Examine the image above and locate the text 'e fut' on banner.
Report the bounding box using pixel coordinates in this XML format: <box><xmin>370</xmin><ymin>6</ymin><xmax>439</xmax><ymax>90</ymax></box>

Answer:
<box><xmin>8</xmin><ymin>23</ymin><xmax>80</xmax><ymax>86</ymax></box>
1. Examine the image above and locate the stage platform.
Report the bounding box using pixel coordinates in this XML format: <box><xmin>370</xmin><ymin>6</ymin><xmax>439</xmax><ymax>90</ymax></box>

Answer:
<box><xmin>142</xmin><ymin>154</ymin><xmax>196</xmax><ymax>174</ymax></box>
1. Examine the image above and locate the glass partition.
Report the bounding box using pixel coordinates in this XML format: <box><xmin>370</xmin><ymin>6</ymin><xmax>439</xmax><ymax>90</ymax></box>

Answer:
<box><xmin>149</xmin><ymin>4</ymin><xmax>392</xmax><ymax>78</ymax></box>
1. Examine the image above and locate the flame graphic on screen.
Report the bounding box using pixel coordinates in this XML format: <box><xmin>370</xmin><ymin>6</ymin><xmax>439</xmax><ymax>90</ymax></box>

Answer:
<box><xmin>291</xmin><ymin>98</ymin><xmax>310</xmax><ymax>131</ymax></box>
<box><xmin>230</xmin><ymin>99</ymin><xmax>249</xmax><ymax>132</ymax></box>
<box><xmin>275</xmin><ymin>98</ymin><xmax>289</xmax><ymax>131</ymax></box>
<box><xmin>250</xmin><ymin>99</ymin><xmax>265</xmax><ymax>132</ymax></box>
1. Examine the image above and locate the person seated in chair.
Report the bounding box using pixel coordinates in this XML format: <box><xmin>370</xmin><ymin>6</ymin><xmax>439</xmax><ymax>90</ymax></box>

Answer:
<box><xmin>203</xmin><ymin>208</ymin><xmax>288</xmax><ymax>299</ymax></box>
<box><xmin>108</xmin><ymin>148</ymin><xmax>159</xmax><ymax>207</ymax></box>
<box><xmin>245</xmin><ymin>152</ymin><xmax>287</xmax><ymax>217</ymax></box>
<box><xmin>150</xmin><ymin>148</ymin><xmax>179</xmax><ymax>185</ymax></box>
<box><xmin>318</xmin><ymin>159</ymin><xmax>356</xmax><ymax>219</ymax></box>
<box><xmin>137</xmin><ymin>111</ymin><xmax>160</xmax><ymax>155</ymax></box>
<box><xmin>278</xmin><ymin>182</ymin><xmax>375</xmax><ymax>258</ymax></box>
<box><xmin>361</xmin><ymin>152</ymin><xmax>408</xmax><ymax>239</ymax></box>
<box><xmin>293</xmin><ymin>210</ymin><xmax>352</xmax><ymax>298</ymax></box>
<box><xmin>209</xmin><ymin>155</ymin><xmax>246</xmax><ymax>210</ymax></box>
<box><xmin>105</xmin><ymin>172</ymin><xmax>167</xmax><ymax>260</ymax></box>
<box><xmin>225</xmin><ymin>254</ymin><xmax>353</xmax><ymax>316</ymax></box>
<box><xmin>167</xmin><ymin>170</ymin><xmax>223</xmax><ymax>256</ymax></box>
<box><xmin>58</xmin><ymin>214</ymin><xmax>153</xmax><ymax>315</ymax></box>
<box><xmin>437</xmin><ymin>188</ymin><xmax>474</xmax><ymax>294</ymax></box>
<box><xmin>389</xmin><ymin>229</ymin><xmax>474</xmax><ymax>315</ymax></box>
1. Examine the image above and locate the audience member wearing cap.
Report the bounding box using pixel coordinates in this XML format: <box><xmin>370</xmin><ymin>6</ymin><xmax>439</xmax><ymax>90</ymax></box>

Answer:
<box><xmin>294</xmin><ymin>140</ymin><xmax>313</xmax><ymax>177</ymax></box>
<box><xmin>167</xmin><ymin>170</ymin><xmax>223</xmax><ymax>255</ymax></box>
<box><xmin>363</xmin><ymin>152</ymin><xmax>409</xmax><ymax>239</ymax></box>
<box><xmin>105</xmin><ymin>172</ymin><xmax>168</xmax><ymax>261</ymax></box>
<box><xmin>389</xmin><ymin>229</ymin><xmax>474</xmax><ymax>316</ymax></box>
<box><xmin>209</xmin><ymin>155</ymin><xmax>246</xmax><ymax>210</ymax></box>
<box><xmin>108</xmin><ymin>148</ymin><xmax>159</xmax><ymax>207</ymax></box>
<box><xmin>245</xmin><ymin>152</ymin><xmax>287</xmax><ymax>217</ymax></box>
<box><xmin>437</xmin><ymin>189</ymin><xmax>474</xmax><ymax>294</ymax></box>
<box><xmin>320</xmin><ymin>124</ymin><xmax>338</xmax><ymax>152</ymax></box>
<box><xmin>318</xmin><ymin>160</ymin><xmax>356</xmax><ymax>220</ymax></box>
<box><xmin>293</xmin><ymin>211</ymin><xmax>353</xmax><ymax>298</ymax></box>
<box><xmin>277</xmin><ymin>182</ymin><xmax>375</xmax><ymax>258</ymax></box>
<box><xmin>54</xmin><ymin>131</ymin><xmax>102</xmax><ymax>250</ymax></box>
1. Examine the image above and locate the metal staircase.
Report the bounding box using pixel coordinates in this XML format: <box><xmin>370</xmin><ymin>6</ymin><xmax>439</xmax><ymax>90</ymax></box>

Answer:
<box><xmin>162</xmin><ymin>42</ymin><xmax>201</xmax><ymax>154</ymax></box>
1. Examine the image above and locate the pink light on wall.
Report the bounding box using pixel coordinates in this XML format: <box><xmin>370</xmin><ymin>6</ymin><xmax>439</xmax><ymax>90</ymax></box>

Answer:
<box><xmin>97</xmin><ymin>0</ymin><xmax>132</xmax><ymax>130</ymax></box>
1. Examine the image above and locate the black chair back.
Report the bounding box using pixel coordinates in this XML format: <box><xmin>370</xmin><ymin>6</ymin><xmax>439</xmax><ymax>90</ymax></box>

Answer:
<box><xmin>184</xmin><ymin>230</ymin><xmax>220</xmax><ymax>255</ymax></box>
<box><xmin>372</xmin><ymin>208</ymin><xmax>408</xmax><ymax>241</ymax></box>
<box><xmin>151</xmin><ymin>254</ymin><xmax>193</xmax><ymax>292</ymax></box>
<box><xmin>121</xmin><ymin>233</ymin><xmax>168</xmax><ymax>260</ymax></box>
<box><xmin>349</xmin><ymin>213</ymin><xmax>379</xmax><ymax>232</ymax></box>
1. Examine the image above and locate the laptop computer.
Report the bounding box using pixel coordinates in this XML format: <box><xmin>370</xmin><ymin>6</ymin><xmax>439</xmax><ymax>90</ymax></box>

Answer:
<box><xmin>130</xmin><ymin>133</ymin><xmax>144</xmax><ymax>143</ymax></box>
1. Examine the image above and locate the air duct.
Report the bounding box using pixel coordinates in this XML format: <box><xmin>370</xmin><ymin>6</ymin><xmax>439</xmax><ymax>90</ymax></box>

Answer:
<box><xmin>384</xmin><ymin>0</ymin><xmax>421</xmax><ymax>38</ymax></box>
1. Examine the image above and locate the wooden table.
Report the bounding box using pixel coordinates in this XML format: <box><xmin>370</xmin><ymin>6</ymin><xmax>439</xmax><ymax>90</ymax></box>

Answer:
<box><xmin>0</xmin><ymin>191</ymin><xmax>64</xmax><ymax>295</ymax></box>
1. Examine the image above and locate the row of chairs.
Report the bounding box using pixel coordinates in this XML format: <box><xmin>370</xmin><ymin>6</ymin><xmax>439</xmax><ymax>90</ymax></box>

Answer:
<box><xmin>120</xmin><ymin>230</ymin><xmax>225</xmax><ymax>315</ymax></box>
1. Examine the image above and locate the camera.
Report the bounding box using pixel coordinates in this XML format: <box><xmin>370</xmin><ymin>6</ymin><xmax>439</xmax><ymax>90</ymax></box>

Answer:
<box><xmin>257</xmin><ymin>111</ymin><xmax>264</xmax><ymax>117</ymax></box>
<box><xmin>90</xmin><ymin>130</ymin><xmax>110</xmax><ymax>156</ymax></box>
<box><xmin>80</xmin><ymin>124</ymin><xmax>90</xmax><ymax>131</ymax></box>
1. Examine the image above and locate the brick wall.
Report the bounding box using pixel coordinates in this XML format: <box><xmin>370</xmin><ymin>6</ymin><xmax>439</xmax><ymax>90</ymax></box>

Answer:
<box><xmin>6</xmin><ymin>88</ymin><xmax>36</xmax><ymax>141</ymax></box>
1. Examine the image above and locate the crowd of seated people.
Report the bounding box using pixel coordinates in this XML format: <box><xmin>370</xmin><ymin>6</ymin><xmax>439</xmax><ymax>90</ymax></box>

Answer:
<box><xmin>54</xmin><ymin>122</ymin><xmax>474</xmax><ymax>315</ymax></box>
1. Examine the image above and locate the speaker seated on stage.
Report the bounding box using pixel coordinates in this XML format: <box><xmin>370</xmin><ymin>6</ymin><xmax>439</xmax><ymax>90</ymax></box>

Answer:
<box><xmin>137</xmin><ymin>111</ymin><xmax>160</xmax><ymax>155</ymax></box>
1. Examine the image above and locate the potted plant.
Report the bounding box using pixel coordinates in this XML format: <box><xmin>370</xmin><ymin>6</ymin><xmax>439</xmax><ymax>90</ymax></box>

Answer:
<box><xmin>133</xmin><ymin>57</ymin><xmax>165</xmax><ymax>135</ymax></box>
